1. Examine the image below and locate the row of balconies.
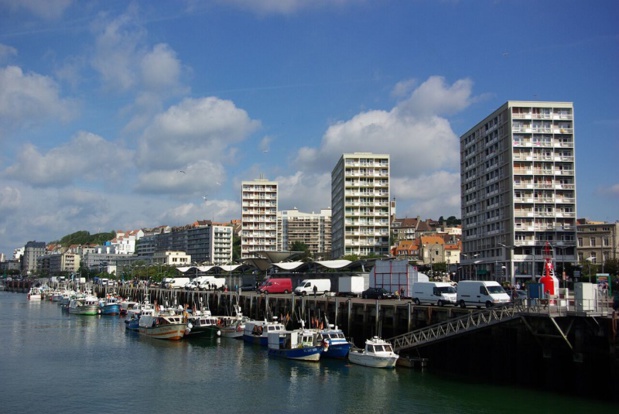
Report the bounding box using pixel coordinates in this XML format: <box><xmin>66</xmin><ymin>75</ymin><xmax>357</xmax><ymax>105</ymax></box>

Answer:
<box><xmin>512</xmin><ymin>153</ymin><xmax>574</xmax><ymax>162</ymax></box>
<box><xmin>511</xmin><ymin>112</ymin><xmax>573</xmax><ymax>120</ymax></box>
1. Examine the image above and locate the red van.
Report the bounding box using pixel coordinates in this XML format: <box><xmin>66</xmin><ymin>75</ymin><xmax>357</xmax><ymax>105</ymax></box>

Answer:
<box><xmin>258</xmin><ymin>278</ymin><xmax>293</xmax><ymax>294</ymax></box>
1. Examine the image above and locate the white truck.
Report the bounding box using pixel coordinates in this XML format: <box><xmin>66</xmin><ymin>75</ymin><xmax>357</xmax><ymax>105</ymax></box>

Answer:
<box><xmin>337</xmin><ymin>275</ymin><xmax>366</xmax><ymax>297</ymax></box>
<box><xmin>185</xmin><ymin>276</ymin><xmax>226</xmax><ymax>291</ymax></box>
<box><xmin>163</xmin><ymin>277</ymin><xmax>190</xmax><ymax>289</ymax></box>
<box><xmin>411</xmin><ymin>281</ymin><xmax>457</xmax><ymax>306</ymax></box>
<box><xmin>456</xmin><ymin>280</ymin><xmax>511</xmax><ymax>308</ymax></box>
<box><xmin>294</xmin><ymin>279</ymin><xmax>331</xmax><ymax>296</ymax></box>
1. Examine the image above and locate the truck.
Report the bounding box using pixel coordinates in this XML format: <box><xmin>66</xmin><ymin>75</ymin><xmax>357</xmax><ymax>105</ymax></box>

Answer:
<box><xmin>337</xmin><ymin>276</ymin><xmax>365</xmax><ymax>297</ymax></box>
<box><xmin>410</xmin><ymin>281</ymin><xmax>457</xmax><ymax>306</ymax></box>
<box><xmin>456</xmin><ymin>280</ymin><xmax>511</xmax><ymax>308</ymax></box>
<box><xmin>185</xmin><ymin>276</ymin><xmax>226</xmax><ymax>291</ymax></box>
<box><xmin>162</xmin><ymin>277</ymin><xmax>190</xmax><ymax>289</ymax></box>
<box><xmin>294</xmin><ymin>279</ymin><xmax>331</xmax><ymax>296</ymax></box>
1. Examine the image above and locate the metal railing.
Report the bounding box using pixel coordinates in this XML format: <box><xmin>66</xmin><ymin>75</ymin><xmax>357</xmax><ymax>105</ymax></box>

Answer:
<box><xmin>389</xmin><ymin>304</ymin><xmax>523</xmax><ymax>352</ymax></box>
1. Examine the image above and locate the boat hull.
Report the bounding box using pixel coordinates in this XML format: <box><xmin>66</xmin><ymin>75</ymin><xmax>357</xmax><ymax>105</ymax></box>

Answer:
<box><xmin>348</xmin><ymin>351</ymin><xmax>398</xmax><ymax>368</ymax></box>
<box><xmin>138</xmin><ymin>324</ymin><xmax>188</xmax><ymax>340</ymax></box>
<box><xmin>68</xmin><ymin>306</ymin><xmax>100</xmax><ymax>315</ymax></box>
<box><xmin>268</xmin><ymin>347</ymin><xmax>322</xmax><ymax>362</ymax></box>
<box><xmin>323</xmin><ymin>343</ymin><xmax>352</xmax><ymax>359</ymax></box>
<box><xmin>100</xmin><ymin>304</ymin><xmax>121</xmax><ymax>316</ymax></box>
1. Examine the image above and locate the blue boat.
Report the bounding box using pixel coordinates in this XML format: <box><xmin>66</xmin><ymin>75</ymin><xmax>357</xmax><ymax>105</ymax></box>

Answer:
<box><xmin>315</xmin><ymin>325</ymin><xmax>352</xmax><ymax>359</ymax></box>
<box><xmin>243</xmin><ymin>318</ymin><xmax>286</xmax><ymax>346</ymax></box>
<box><xmin>267</xmin><ymin>329</ymin><xmax>326</xmax><ymax>362</ymax></box>
<box><xmin>99</xmin><ymin>296</ymin><xmax>121</xmax><ymax>316</ymax></box>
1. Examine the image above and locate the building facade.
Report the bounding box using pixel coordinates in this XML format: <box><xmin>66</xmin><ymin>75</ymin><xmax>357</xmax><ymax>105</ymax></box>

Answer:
<box><xmin>277</xmin><ymin>208</ymin><xmax>332</xmax><ymax>257</ymax></box>
<box><xmin>241</xmin><ymin>177</ymin><xmax>278</xmax><ymax>259</ymax></box>
<box><xmin>331</xmin><ymin>153</ymin><xmax>391</xmax><ymax>259</ymax></box>
<box><xmin>21</xmin><ymin>241</ymin><xmax>46</xmax><ymax>275</ymax></box>
<box><xmin>460</xmin><ymin>101</ymin><xmax>577</xmax><ymax>284</ymax></box>
<box><xmin>577</xmin><ymin>220</ymin><xmax>619</xmax><ymax>272</ymax></box>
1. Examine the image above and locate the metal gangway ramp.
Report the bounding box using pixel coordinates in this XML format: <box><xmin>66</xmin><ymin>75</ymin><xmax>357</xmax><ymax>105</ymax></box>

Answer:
<box><xmin>389</xmin><ymin>304</ymin><xmax>523</xmax><ymax>352</ymax></box>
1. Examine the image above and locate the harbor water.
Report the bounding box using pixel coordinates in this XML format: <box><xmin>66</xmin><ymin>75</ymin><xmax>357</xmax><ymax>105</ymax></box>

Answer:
<box><xmin>0</xmin><ymin>291</ymin><xmax>614</xmax><ymax>414</ymax></box>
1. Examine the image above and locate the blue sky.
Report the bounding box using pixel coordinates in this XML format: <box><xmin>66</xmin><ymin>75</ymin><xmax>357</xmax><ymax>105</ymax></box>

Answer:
<box><xmin>0</xmin><ymin>0</ymin><xmax>617</xmax><ymax>258</ymax></box>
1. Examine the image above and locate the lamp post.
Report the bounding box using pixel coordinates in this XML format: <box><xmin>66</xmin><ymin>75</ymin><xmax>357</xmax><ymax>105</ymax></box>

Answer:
<box><xmin>498</xmin><ymin>243</ymin><xmax>515</xmax><ymax>288</ymax></box>
<box><xmin>585</xmin><ymin>256</ymin><xmax>596</xmax><ymax>281</ymax></box>
<box><xmin>461</xmin><ymin>253</ymin><xmax>479</xmax><ymax>280</ymax></box>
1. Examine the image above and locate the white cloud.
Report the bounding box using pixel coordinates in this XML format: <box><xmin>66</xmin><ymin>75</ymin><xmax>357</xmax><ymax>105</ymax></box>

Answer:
<box><xmin>135</xmin><ymin>97</ymin><xmax>260</xmax><ymax>173</ymax></box>
<box><xmin>0</xmin><ymin>0</ymin><xmax>73</xmax><ymax>20</ymax></box>
<box><xmin>213</xmin><ymin>0</ymin><xmax>361</xmax><ymax>15</ymax></box>
<box><xmin>3</xmin><ymin>131</ymin><xmax>132</xmax><ymax>187</ymax></box>
<box><xmin>90</xmin><ymin>8</ymin><xmax>145</xmax><ymax>92</ymax></box>
<box><xmin>140</xmin><ymin>43</ymin><xmax>183</xmax><ymax>93</ymax></box>
<box><xmin>275</xmin><ymin>171</ymin><xmax>332</xmax><ymax>212</ymax></box>
<box><xmin>0</xmin><ymin>66</ymin><xmax>74</xmax><ymax>133</ymax></box>
<box><xmin>0</xmin><ymin>43</ymin><xmax>17</xmax><ymax>62</ymax></box>
<box><xmin>289</xmin><ymin>76</ymin><xmax>473</xmax><ymax>218</ymax></box>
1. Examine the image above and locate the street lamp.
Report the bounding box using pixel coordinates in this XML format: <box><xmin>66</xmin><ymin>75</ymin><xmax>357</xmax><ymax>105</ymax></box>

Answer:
<box><xmin>461</xmin><ymin>253</ymin><xmax>479</xmax><ymax>280</ymax></box>
<box><xmin>585</xmin><ymin>256</ymin><xmax>596</xmax><ymax>281</ymax></box>
<box><xmin>498</xmin><ymin>243</ymin><xmax>515</xmax><ymax>288</ymax></box>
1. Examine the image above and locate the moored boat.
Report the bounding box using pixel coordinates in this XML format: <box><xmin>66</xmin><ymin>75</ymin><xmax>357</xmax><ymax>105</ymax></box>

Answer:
<box><xmin>186</xmin><ymin>308</ymin><xmax>221</xmax><ymax>338</ymax></box>
<box><xmin>348</xmin><ymin>336</ymin><xmax>399</xmax><ymax>369</ymax></box>
<box><xmin>315</xmin><ymin>324</ymin><xmax>352</xmax><ymax>359</ymax></box>
<box><xmin>267</xmin><ymin>328</ymin><xmax>327</xmax><ymax>362</ymax></box>
<box><xmin>138</xmin><ymin>312</ymin><xmax>189</xmax><ymax>340</ymax></box>
<box><xmin>99</xmin><ymin>295</ymin><xmax>121</xmax><ymax>315</ymax></box>
<box><xmin>68</xmin><ymin>295</ymin><xmax>101</xmax><ymax>315</ymax></box>
<box><xmin>243</xmin><ymin>318</ymin><xmax>286</xmax><ymax>346</ymax></box>
<box><xmin>27</xmin><ymin>287</ymin><xmax>43</xmax><ymax>301</ymax></box>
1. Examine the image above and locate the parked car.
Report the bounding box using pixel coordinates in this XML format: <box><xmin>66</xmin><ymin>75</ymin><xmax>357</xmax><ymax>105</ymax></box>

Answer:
<box><xmin>361</xmin><ymin>287</ymin><xmax>394</xmax><ymax>300</ymax></box>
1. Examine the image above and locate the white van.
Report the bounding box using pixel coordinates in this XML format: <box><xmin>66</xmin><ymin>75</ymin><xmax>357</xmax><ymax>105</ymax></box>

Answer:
<box><xmin>294</xmin><ymin>279</ymin><xmax>331</xmax><ymax>296</ymax></box>
<box><xmin>411</xmin><ymin>282</ymin><xmax>457</xmax><ymax>306</ymax></box>
<box><xmin>456</xmin><ymin>280</ymin><xmax>511</xmax><ymax>308</ymax></box>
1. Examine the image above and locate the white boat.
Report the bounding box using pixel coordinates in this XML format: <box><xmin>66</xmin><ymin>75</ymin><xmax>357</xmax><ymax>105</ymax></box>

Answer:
<box><xmin>218</xmin><ymin>305</ymin><xmax>250</xmax><ymax>339</ymax></box>
<box><xmin>27</xmin><ymin>287</ymin><xmax>43</xmax><ymax>301</ymax></box>
<box><xmin>243</xmin><ymin>318</ymin><xmax>286</xmax><ymax>346</ymax></box>
<box><xmin>267</xmin><ymin>328</ymin><xmax>327</xmax><ymax>362</ymax></box>
<box><xmin>348</xmin><ymin>336</ymin><xmax>399</xmax><ymax>369</ymax></box>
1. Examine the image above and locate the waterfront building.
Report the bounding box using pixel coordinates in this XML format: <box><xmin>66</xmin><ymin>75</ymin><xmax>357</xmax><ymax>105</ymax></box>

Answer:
<box><xmin>21</xmin><ymin>241</ymin><xmax>46</xmax><ymax>276</ymax></box>
<box><xmin>241</xmin><ymin>177</ymin><xmax>278</xmax><ymax>259</ymax></box>
<box><xmin>331</xmin><ymin>153</ymin><xmax>390</xmax><ymax>259</ymax></box>
<box><xmin>576</xmin><ymin>219</ymin><xmax>619</xmax><ymax>274</ymax></box>
<box><xmin>459</xmin><ymin>101</ymin><xmax>577</xmax><ymax>285</ymax></box>
<box><xmin>45</xmin><ymin>252</ymin><xmax>81</xmax><ymax>275</ymax></box>
<box><xmin>277</xmin><ymin>208</ymin><xmax>332</xmax><ymax>257</ymax></box>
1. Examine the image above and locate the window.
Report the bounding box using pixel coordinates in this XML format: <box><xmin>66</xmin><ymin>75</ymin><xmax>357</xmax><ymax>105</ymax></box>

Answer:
<box><xmin>590</xmin><ymin>237</ymin><xmax>596</xmax><ymax>247</ymax></box>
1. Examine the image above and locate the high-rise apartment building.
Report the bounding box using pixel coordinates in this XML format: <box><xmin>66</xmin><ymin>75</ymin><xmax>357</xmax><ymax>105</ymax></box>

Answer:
<box><xmin>277</xmin><ymin>208</ymin><xmax>332</xmax><ymax>257</ymax></box>
<box><xmin>331</xmin><ymin>153</ymin><xmax>390</xmax><ymax>259</ymax></box>
<box><xmin>241</xmin><ymin>177</ymin><xmax>278</xmax><ymax>259</ymax></box>
<box><xmin>460</xmin><ymin>101</ymin><xmax>577</xmax><ymax>285</ymax></box>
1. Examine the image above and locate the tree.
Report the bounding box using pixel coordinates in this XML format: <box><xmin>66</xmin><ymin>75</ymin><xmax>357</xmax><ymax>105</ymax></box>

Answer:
<box><xmin>290</xmin><ymin>241</ymin><xmax>310</xmax><ymax>260</ymax></box>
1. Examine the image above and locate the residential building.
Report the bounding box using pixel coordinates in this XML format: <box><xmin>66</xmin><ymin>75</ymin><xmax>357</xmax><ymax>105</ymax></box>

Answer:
<box><xmin>460</xmin><ymin>101</ymin><xmax>577</xmax><ymax>284</ymax></box>
<box><xmin>21</xmin><ymin>241</ymin><xmax>46</xmax><ymax>275</ymax></box>
<box><xmin>47</xmin><ymin>252</ymin><xmax>81</xmax><ymax>275</ymax></box>
<box><xmin>576</xmin><ymin>219</ymin><xmax>619</xmax><ymax>272</ymax></box>
<box><xmin>277</xmin><ymin>208</ymin><xmax>332</xmax><ymax>257</ymax></box>
<box><xmin>331</xmin><ymin>153</ymin><xmax>390</xmax><ymax>258</ymax></box>
<box><xmin>241</xmin><ymin>177</ymin><xmax>278</xmax><ymax>259</ymax></box>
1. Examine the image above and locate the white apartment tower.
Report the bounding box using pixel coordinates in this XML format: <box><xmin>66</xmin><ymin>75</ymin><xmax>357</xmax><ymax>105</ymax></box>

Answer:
<box><xmin>331</xmin><ymin>153</ymin><xmax>390</xmax><ymax>259</ymax></box>
<box><xmin>241</xmin><ymin>177</ymin><xmax>278</xmax><ymax>259</ymax></box>
<box><xmin>460</xmin><ymin>101</ymin><xmax>577</xmax><ymax>285</ymax></box>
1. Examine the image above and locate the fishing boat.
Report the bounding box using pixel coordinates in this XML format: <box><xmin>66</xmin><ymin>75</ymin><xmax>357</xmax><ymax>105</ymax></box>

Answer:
<box><xmin>243</xmin><ymin>317</ymin><xmax>286</xmax><ymax>346</ymax></box>
<box><xmin>267</xmin><ymin>328</ymin><xmax>327</xmax><ymax>362</ymax></box>
<box><xmin>27</xmin><ymin>286</ymin><xmax>43</xmax><ymax>301</ymax></box>
<box><xmin>99</xmin><ymin>295</ymin><xmax>122</xmax><ymax>315</ymax></box>
<box><xmin>347</xmin><ymin>336</ymin><xmax>399</xmax><ymax>369</ymax></box>
<box><xmin>218</xmin><ymin>305</ymin><xmax>250</xmax><ymax>339</ymax></box>
<box><xmin>68</xmin><ymin>294</ymin><xmax>101</xmax><ymax>315</ymax></box>
<box><xmin>315</xmin><ymin>324</ymin><xmax>352</xmax><ymax>359</ymax></box>
<box><xmin>137</xmin><ymin>307</ymin><xmax>189</xmax><ymax>341</ymax></box>
<box><xmin>186</xmin><ymin>307</ymin><xmax>221</xmax><ymax>338</ymax></box>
